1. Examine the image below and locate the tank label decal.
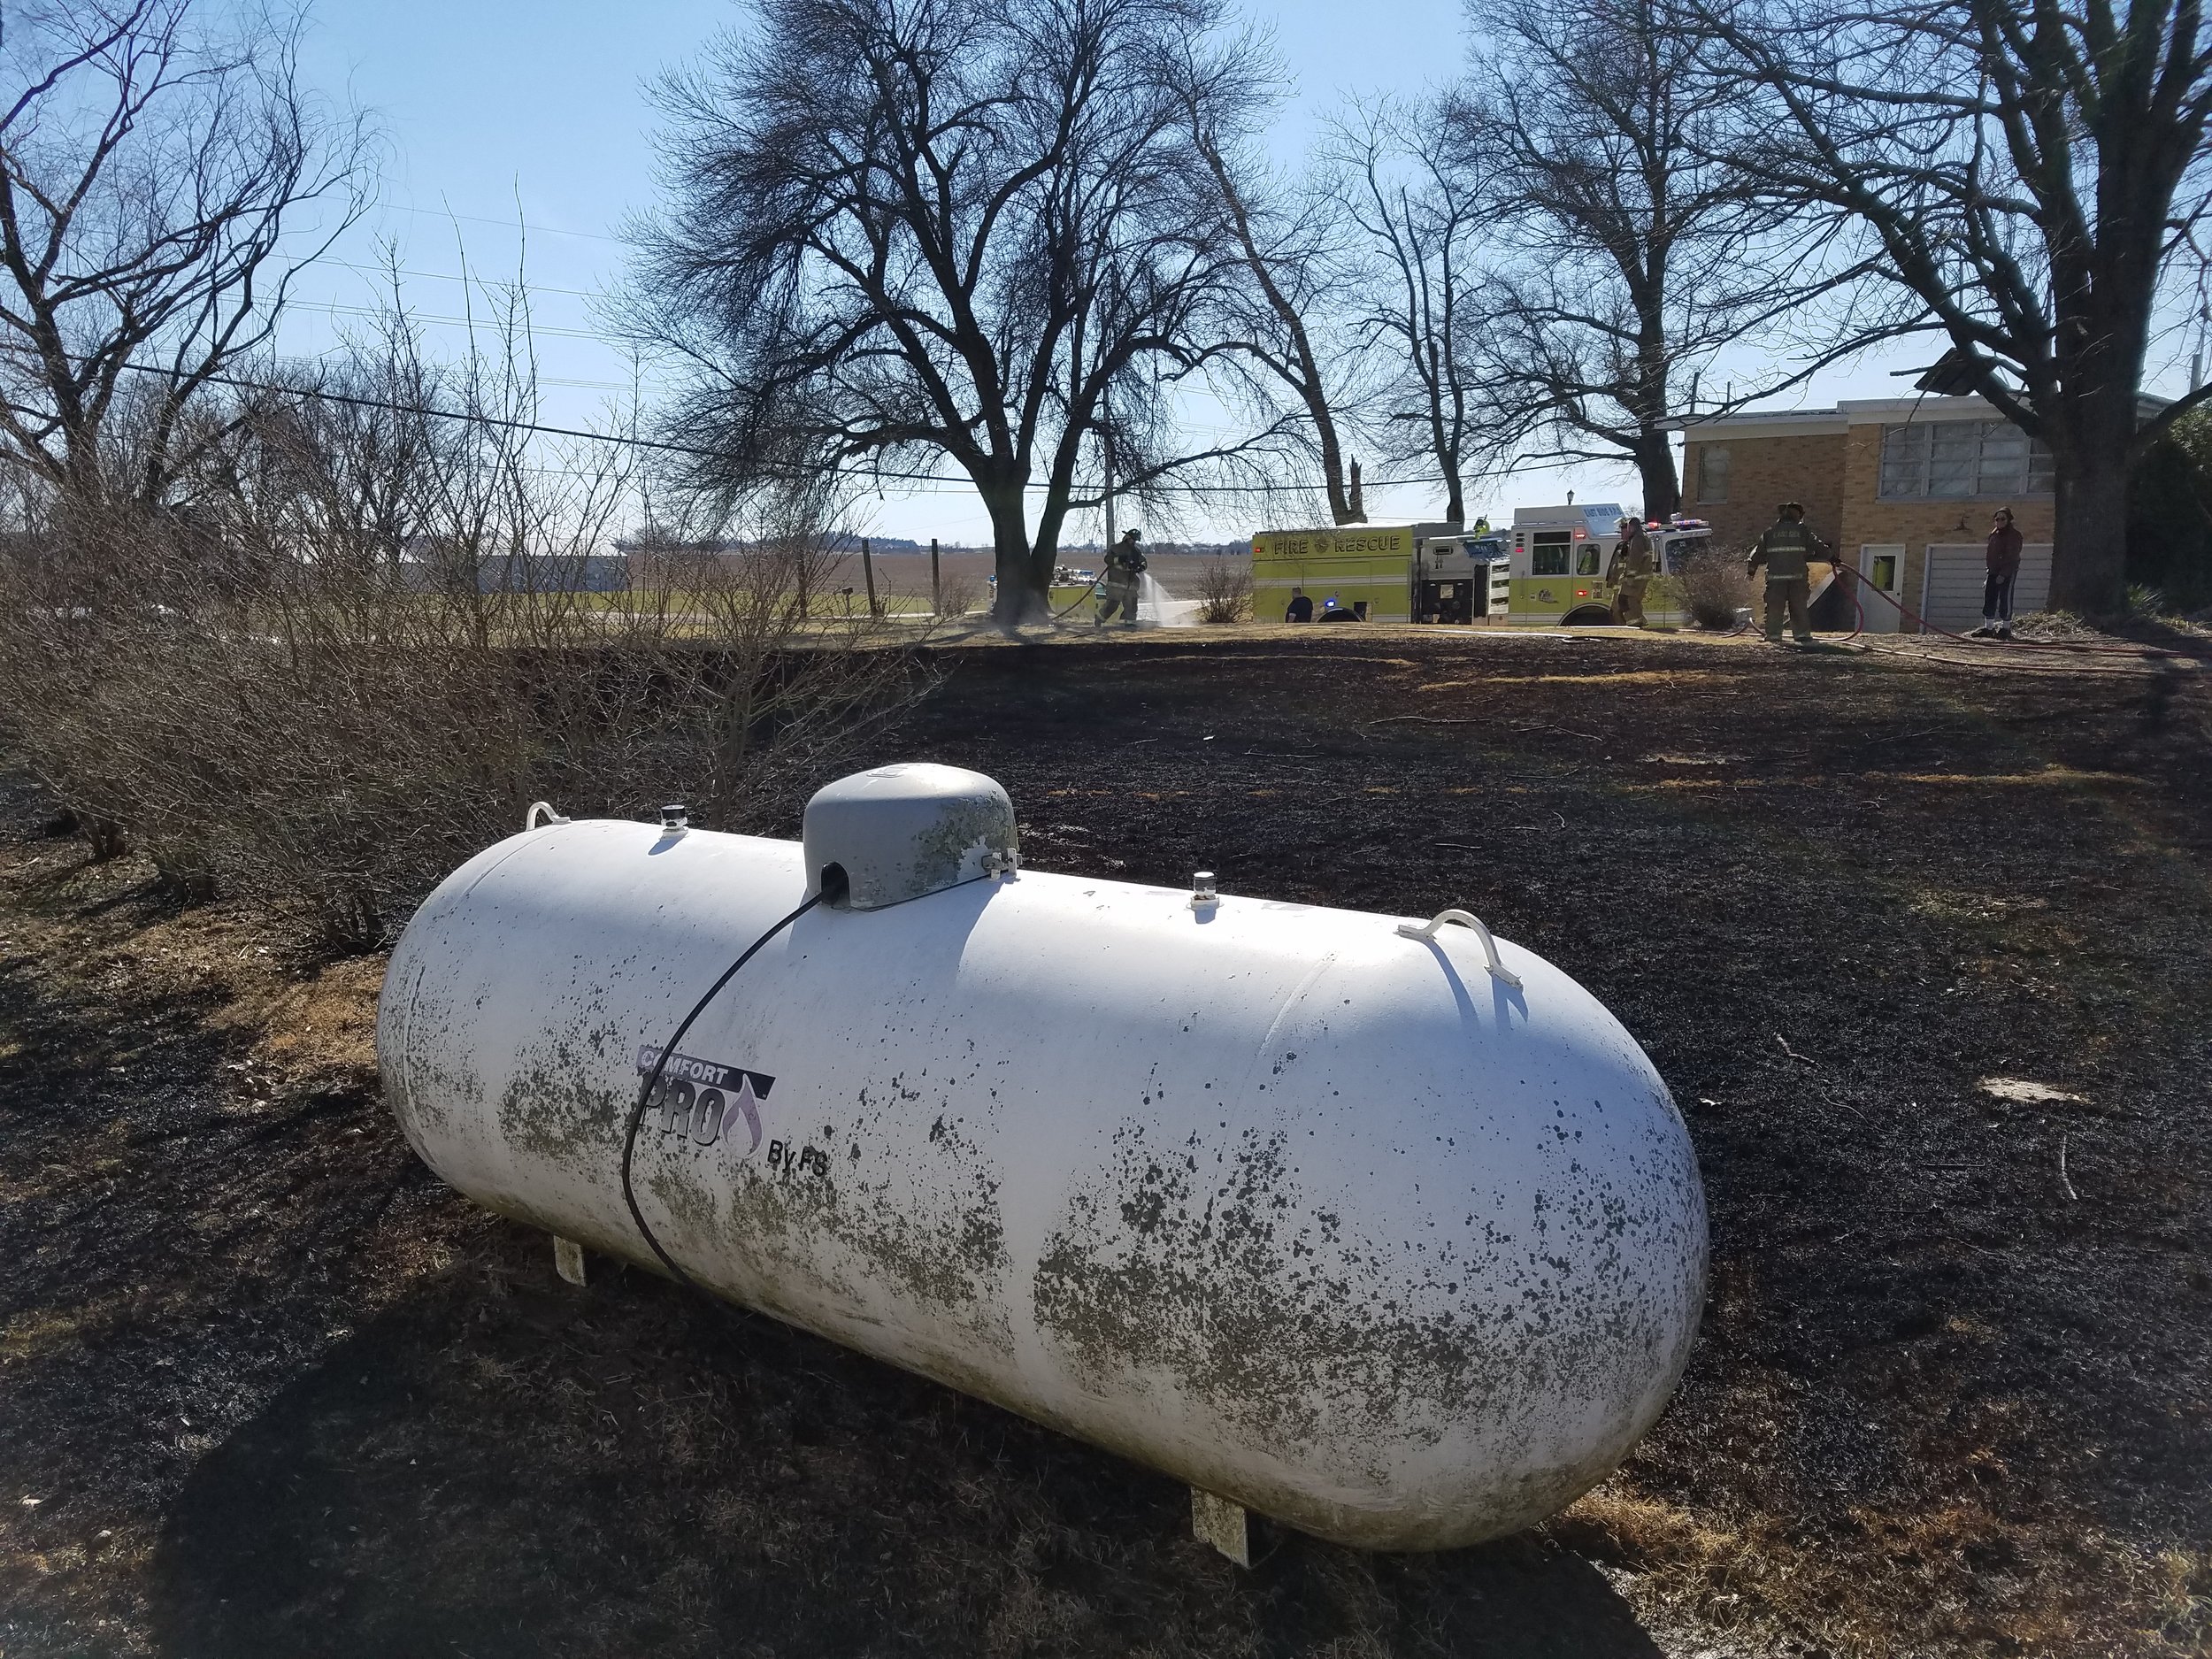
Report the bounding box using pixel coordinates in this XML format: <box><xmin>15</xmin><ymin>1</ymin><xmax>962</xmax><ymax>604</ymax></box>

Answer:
<box><xmin>635</xmin><ymin>1046</ymin><xmax>776</xmax><ymax>1154</ymax></box>
<box><xmin>766</xmin><ymin>1139</ymin><xmax>830</xmax><ymax>1179</ymax></box>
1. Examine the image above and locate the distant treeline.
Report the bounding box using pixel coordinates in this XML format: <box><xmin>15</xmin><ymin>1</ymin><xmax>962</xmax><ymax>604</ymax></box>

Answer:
<box><xmin>614</xmin><ymin>534</ymin><xmax>928</xmax><ymax>555</ymax></box>
<box><xmin>831</xmin><ymin>539</ymin><xmax>1252</xmax><ymax>557</ymax></box>
<box><xmin>616</xmin><ymin>536</ymin><xmax>1251</xmax><ymax>559</ymax></box>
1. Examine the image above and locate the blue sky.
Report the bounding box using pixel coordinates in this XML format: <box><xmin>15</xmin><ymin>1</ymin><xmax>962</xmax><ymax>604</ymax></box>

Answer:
<box><xmin>274</xmin><ymin>0</ymin><xmax>2089</xmax><ymax>543</ymax></box>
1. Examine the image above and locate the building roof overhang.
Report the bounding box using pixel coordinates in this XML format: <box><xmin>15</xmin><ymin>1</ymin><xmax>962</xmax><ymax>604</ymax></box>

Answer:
<box><xmin>1667</xmin><ymin>408</ymin><xmax>1848</xmax><ymax>439</ymax></box>
<box><xmin>1671</xmin><ymin>388</ymin><xmax>2171</xmax><ymax>441</ymax></box>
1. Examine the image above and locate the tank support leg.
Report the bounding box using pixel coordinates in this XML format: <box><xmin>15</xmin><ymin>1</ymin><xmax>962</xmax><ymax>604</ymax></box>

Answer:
<box><xmin>553</xmin><ymin>1235</ymin><xmax>587</xmax><ymax>1287</ymax></box>
<box><xmin>1191</xmin><ymin>1487</ymin><xmax>1248</xmax><ymax>1566</ymax></box>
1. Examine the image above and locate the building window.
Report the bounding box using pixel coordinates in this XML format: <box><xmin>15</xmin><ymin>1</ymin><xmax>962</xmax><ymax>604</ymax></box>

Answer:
<box><xmin>1695</xmin><ymin>446</ymin><xmax>1729</xmax><ymax>503</ymax></box>
<box><xmin>1878</xmin><ymin>420</ymin><xmax>2054</xmax><ymax>499</ymax></box>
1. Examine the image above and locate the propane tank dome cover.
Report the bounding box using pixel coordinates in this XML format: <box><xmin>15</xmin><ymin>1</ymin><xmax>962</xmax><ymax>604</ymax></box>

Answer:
<box><xmin>803</xmin><ymin>763</ymin><xmax>1018</xmax><ymax>910</ymax></box>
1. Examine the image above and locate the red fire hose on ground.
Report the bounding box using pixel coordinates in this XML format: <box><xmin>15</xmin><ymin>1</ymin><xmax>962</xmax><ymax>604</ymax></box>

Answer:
<box><xmin>1707</xmin><ymin>559</ymin><xmax>2190</xmax><ymax>668</ymax></box>
<box><xmin>1824</xmin><ymin>560</ymin><xmax>2191</xmax><ymax>659</ymax></box>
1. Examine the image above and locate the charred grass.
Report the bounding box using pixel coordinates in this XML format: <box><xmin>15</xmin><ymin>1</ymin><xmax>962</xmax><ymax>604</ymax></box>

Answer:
<box><xmin>1</xmin><ymin>630</ymin><xmax>2208</xmax><ymax>1655</ymax></box>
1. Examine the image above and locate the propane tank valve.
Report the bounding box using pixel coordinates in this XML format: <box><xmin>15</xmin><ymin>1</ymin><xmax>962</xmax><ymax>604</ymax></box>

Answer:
<box><xmin>659</xmin><ymin>803</ymin><xmax>689</xmax><ymax>834</ymax></box>
<box><xmin>1190</xmin><ymin>871</ymin><xmax>1218</xmax><ymax>909</ymax></box>
<box><xmin>803</xmin><ymin>764</ymin><xmax>1018</xmax><ymax>908</ymax></box>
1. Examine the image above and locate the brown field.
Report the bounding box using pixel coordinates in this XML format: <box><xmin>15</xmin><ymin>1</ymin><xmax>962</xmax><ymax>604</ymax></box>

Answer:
<box><xmin>821</xmin><ymin>547</ymin><xmax>1230</xmax><ymax>611</ymax></box>
<box><xmin>2</xmin><ymin>626</ymin><xmax>2208</xmax><ymax>1656</ymax></box>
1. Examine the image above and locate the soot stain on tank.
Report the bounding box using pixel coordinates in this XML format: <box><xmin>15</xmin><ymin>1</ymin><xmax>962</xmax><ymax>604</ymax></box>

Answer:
<box><xmin>838</xmin><ymin>1095</ymin><xmax>1009</xmax><ymax>1328</ymax></box>
<box><xmin>703</xmin><ymin>1087</ymin><xmax>1014</xmax><ymax>1361</ymax></box>
<box><xmin>1035</xmin><ymin>1122</ymin><xmax>1430</xmax><ymax>1449</ymax></box>
<box><xmin>385</xmin><ymin>972</ymin><xmax>488</xmax><ymax>1143</ymax></box>
<box><xmin>494</xmin><ymin>1021</ymin><xmax>630</xmax><ymax>1170</ymax></box>
<box><xmin>902</xmin><ymin>798</ymin><xmax>1010</xmax><ymax>898</ymax></box>
<box><xmin>1033</xmin><ymin>1113</ymin><xmax>1696</xmax><ymax>1481</ymax></box>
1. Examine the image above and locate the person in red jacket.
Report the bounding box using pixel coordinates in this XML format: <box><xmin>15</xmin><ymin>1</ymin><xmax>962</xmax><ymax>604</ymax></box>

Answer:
<box><xmin>1971</xmin><ymin>508</ymin><xmax>2024</xmax><ymax>639</ymax></box>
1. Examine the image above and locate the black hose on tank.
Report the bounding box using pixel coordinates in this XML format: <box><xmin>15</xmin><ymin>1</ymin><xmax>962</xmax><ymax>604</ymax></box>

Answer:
<box><xmin>620</xmin><ymin>878</ymin><xmax>839</xmax><ymax>1291</ymax></box>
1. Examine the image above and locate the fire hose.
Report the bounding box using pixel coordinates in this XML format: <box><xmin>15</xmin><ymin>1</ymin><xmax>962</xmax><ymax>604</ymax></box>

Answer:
<box><xmin>1717</xmin><ymin>559</ymin><xmax>2185</xmax><ymax>664</ymax></box>
<box><xmin>1828</xmin><ymin>561</ymin><xmax>2183</xmax><ymax>657</ymax></box>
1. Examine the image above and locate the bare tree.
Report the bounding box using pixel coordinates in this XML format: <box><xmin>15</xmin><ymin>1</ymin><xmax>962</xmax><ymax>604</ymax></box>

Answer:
<box><xmin>1185</xmin><ymin>80</ymin><xmax>1366</xmax><ymax>524</ymax></box>
<box><xmin>1693</xmin><ymin>0</ymin><xmax>2212</xmax><ymax>610</ymax></box>
<box><xmin>0</xmin><ymin>0</ymin><xmax>368</xmax><ymax>510</ymax></box>
<box><xmin>1463</xmin><ymin>0</ymin><xmax>1874</xmax><ymax>518</ymax></box>
<box><xmin>624</xmin><ymin>0</ymin><xmax>1289</xmax><ymax>624</ymax></box>
<box><xmin>1328</xmin><ymin>93</ymin><xmax>1493</xmax><ymax>526</ymax></box>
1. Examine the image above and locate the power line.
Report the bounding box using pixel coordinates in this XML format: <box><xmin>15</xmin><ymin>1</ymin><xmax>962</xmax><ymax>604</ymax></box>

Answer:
<box><xmin>320</xmin><ymin>257</ymin><xmax>603</xmax><ymax>301</ymax></box>
<box><xmin>121</xmin><ymin>362</ymin><xmax>992</xmax><ymax>485</ymax></box>
<box><xmin>375</xmin><ymin>202</ymin><xmax>627</xmax><ymax>244</ymax></box>
<box><xmin>118</xmin><ymin>362</ymin><xmax>1455</xmax><ymax>495</ymax></box>
<box><xmin>284</xmin><ymin>299</ymin><xmax>610</xmax><ymax>342</ymax></box>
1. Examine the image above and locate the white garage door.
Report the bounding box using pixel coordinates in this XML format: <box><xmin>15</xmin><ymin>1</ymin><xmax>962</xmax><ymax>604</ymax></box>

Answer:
<box><xmin>1919</xmin><ymin>541</ymin><xmax>2053</xmax><ymax>632</ymax></box>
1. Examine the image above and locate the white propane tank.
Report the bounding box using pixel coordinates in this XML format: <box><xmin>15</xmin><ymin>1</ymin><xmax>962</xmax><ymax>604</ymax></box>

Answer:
<box><xmin>377</xmin><ymin>764</ymin><xmax>1706</xmax><ymax>1551</ymax></box>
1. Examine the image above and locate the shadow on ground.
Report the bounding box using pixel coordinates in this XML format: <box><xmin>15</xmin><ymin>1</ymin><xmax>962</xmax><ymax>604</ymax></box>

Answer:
<box><xmin>149</xmin><ymin>1253</ymin><xmax>1663</xmax><ymax>1659</ymax></box>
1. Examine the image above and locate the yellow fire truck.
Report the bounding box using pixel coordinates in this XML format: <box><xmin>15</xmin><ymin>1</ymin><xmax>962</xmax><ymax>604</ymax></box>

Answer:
<box><xmin>1250</xmin><ymin>507</ymin><xmax>1711</xmax><ymax>626</ymax></box>
<box><xmin>1503</xmin><ymin>503</ymin><xmax>1712</xmax><ymax>627</ymax></box>
<box><xmin>1249</xmin><ymin>522</ymin><xmax>1511</xmax><ymax>623</ymax></box>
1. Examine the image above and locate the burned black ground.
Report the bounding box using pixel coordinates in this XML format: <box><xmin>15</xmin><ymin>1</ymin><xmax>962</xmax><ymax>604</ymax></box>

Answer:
<box><xmin>2</xmin><ymin>628</ymin><xmax>2208</xmax><ymax>1655</ymax></box>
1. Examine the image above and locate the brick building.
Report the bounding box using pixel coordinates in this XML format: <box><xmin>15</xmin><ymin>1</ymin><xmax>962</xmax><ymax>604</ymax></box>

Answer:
<box><xmin>1677</xmin><ymin>396</ymin><xmax>2059</xmax><ymax>633</ymax></box>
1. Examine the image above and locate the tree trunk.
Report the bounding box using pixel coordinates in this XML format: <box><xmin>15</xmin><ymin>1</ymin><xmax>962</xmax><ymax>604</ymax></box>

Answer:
<box><xmin>1310</xmin><ymin>400</ymin><xmax>1358</xmax><ymax>524</ymax></box>
<box><xmin>1028</xmin><ymin>495</ymin><xmax>1070</xmax><ymax>601</ymax></box>
<box><xmin>983</xmin><ymin>482</ymin><xmax>1042</xmax><ymax>626</ymax></box>
<box><xmin>2044</xmin><ymin>321</ymin><xmax>2147</xmax><ymax>615</ymax></box>
<box><xmin>1632</xmin><ymin>429</ymin><xmax>1679</xmax><ymax>519</ymax></box>
<box><xmin>2050</xmin><ymin>436</ymin><xmax>2131</xmax><ymax>615</ymax></box>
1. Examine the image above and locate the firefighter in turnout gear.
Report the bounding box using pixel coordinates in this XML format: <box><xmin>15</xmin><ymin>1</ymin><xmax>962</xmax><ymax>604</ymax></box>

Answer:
<box><xmin>1747</xmin><ymin>502</ymin><xmax>1830</xmax><ymax>644</ymax></box>
<box><xmin>1607</xmin><ymin>516</ymin><xmax>1655</xmax><ymax>627</ymax></box>
<box><xmin>1094</xmin><ymin>529</ymin><xmax>1147</xmax><ymax>626</ymax></box>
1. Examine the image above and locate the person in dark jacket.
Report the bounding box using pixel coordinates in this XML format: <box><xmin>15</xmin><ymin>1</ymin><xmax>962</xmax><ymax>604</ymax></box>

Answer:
<box><xmin>1970</xmin><ymin>508</ymin><xmax>2024</xmax><ymax>639</ymax></box>
<box><xmin>1285</xmin><ymin>586</ymin><xmax>1314</xmax><ymax>623</ymax></box>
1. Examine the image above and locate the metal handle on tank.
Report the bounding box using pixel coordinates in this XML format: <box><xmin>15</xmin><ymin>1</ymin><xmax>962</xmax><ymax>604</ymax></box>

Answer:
<box><xmin>525</xmin><ymin>801</ymin><xmax>571</xmax><ymax>830</ymax></box>
<box><xmin>1396</xmin><ymin>909</ymin><xmax>1524</xmax><ymax>989</ymax></box>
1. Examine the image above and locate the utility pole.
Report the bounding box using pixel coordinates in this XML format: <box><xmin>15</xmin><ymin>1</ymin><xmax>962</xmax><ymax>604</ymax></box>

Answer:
<box><xmin>930</xmin><ymin>536</ymin><xmax>941</xmax><ymax>615</ymax></box>
<box><xmin>1101</xmin><ymin>395</ymin><xmax>1116</xmax><ymax>552</ymax></box>
<box><xmin>861</xmin><ymin>536</ymin><xmax>879</xmax><ymax>618</ymax></box>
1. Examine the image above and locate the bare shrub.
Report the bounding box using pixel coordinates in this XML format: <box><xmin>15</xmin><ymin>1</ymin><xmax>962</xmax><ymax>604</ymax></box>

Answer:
<box><xmin>933</xmin><ymin>572</ymin><xmax>982</xmax><ymax>619</ymax></box>
<box><xmin>1678</xmin><ymin>543</ymin><xmax>1753</xmax><ymax>630</ymax></box>
<box><xmin>1194</xmin><ymin>559</ymin><xmax>1253</xmax><ymax>624</ymax></box>
<box><xmin>0</xmin><ymin>334</ymin><xmax>924</xmax><ymax>950</ymax></box>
